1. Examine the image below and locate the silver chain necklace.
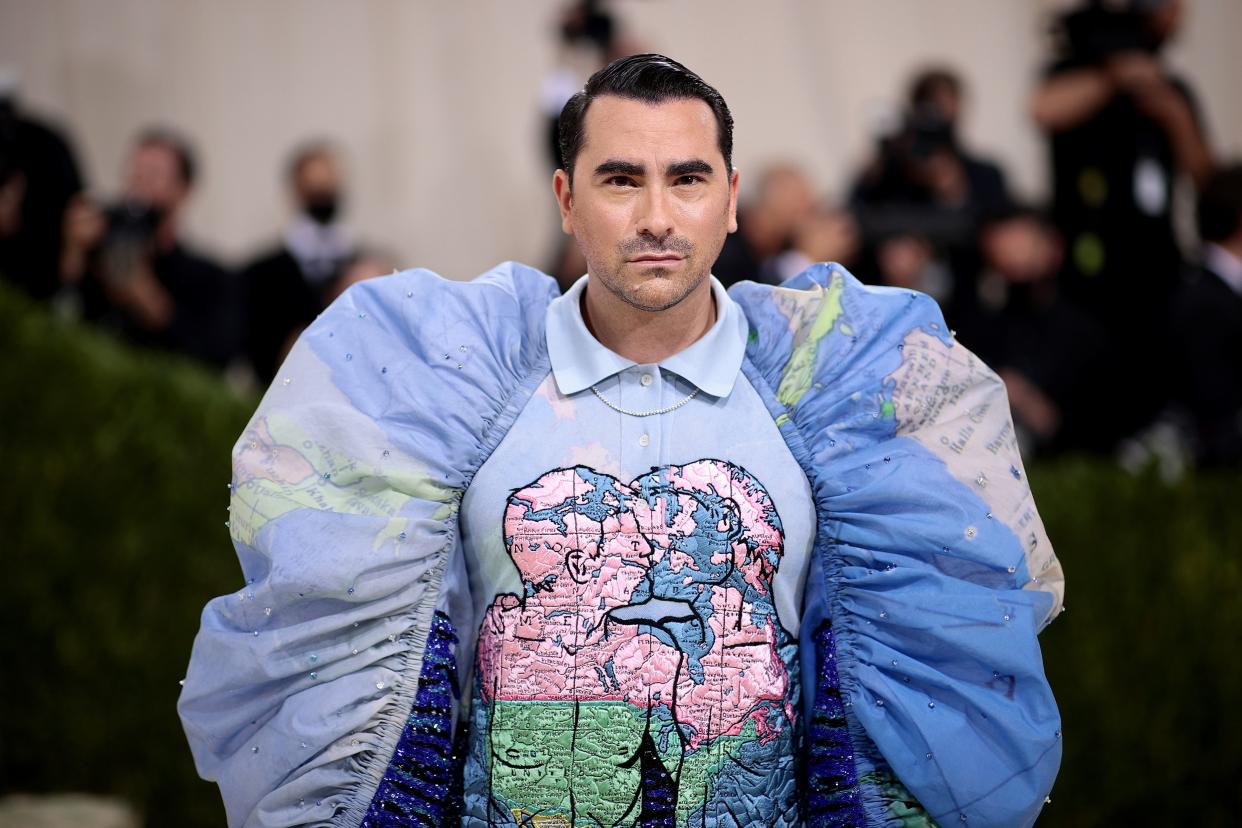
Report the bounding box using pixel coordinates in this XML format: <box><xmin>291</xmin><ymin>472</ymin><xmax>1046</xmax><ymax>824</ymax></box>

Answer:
<box><xmin>590</xmin><ymin>384</ymin><xmax>699</xmax><ymax>417</ymax></box>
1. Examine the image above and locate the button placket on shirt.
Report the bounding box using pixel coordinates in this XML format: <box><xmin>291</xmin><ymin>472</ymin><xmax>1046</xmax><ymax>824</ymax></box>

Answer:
<box><xmin>622</xmin><ymin>365</ymin><xmax>662</xmax><ymax>455</ymax></box>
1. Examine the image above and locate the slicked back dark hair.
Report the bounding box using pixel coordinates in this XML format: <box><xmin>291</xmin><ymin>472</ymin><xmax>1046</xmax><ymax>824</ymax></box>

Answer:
<box><xmin>557</xmin><ymin>53</ymin><xmax>734</xmax><ymax>187</ymax></box>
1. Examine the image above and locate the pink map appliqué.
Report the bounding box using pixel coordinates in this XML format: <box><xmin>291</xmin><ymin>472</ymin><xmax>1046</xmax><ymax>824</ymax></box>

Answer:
<box><xmin>477</xmin><ymin>459</ymin><xmax>795</xmax><ymax>748</ymax></box>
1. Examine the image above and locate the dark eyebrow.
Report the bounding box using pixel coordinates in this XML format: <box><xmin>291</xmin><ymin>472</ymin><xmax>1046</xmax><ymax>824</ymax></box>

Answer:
<box><xmin>594</xmin><ymin>159</ymin><xmax>645</xmax><ymax>178</ymax></box>
<box><xmin>667</xmin><ymin>159</ymin><xmax>715</xmax><ymax>178</ymax></box>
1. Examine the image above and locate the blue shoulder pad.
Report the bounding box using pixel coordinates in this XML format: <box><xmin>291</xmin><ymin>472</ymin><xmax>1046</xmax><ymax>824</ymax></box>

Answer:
<box><xmin>178</xmin><ymin>262</ymin><xmax>556</xmax><ymax>827</ymax></box>
<box><xmin>733</xmin><ymin>263</ymin><xmax>1064</xmax><ymax>828</ymax></box>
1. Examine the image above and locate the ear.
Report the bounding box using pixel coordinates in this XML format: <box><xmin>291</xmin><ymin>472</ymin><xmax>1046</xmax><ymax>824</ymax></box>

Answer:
<box><xmin>553</xmin><ymin>169</ymin><xmax>574</xmax><ymax>234</ymax></box>
<box><xmin>727</xmin><ymin>167</ymin><xmax>740</xmax><ymax>234</ymax></box>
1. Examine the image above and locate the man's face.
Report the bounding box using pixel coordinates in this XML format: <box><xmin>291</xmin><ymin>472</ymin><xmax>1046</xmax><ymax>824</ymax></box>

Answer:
<box><xmin>124</xmin><ymin>142</ymin><xmax>188</xmax><ymax>214</ymax></box>
<box><xmin>294</xmin><ymin>153</ymin><xmax>342</xmax><ymax>212</ymax></box>
<box><xmin>554</xmin><ymin>95</ymin><xmax>739</xmax><ymax>312</ymax></box>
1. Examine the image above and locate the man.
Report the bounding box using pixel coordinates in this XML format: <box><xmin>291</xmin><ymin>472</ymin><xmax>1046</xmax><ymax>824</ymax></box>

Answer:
<box><xmin>0</xmin><ymin>81</ymin><xmax>85</xmax><ymax>301</ymax></box>
<box><xmin>712</xmin><ymin>162</ymin><xmax>817</xmax><ymax>287</ymax></box>
<box><xmin>60</xmin><ymin>128</ymin><xmax>239</xmax><ymax>367</ymax></box>
<box><xmin>1031</xmin><ymin>0</ymin><xmax>1212</xmax><ymax>441</ymax></box>
<box><xmin>242</xmin><ymin>142</ymin><xmax>358</xmax><ymax>384</ymax></box>
<box><xmin>850</xmin><ymin>66</ymin><xmax>1014</xmax><ymax>327</ymax></box>
<box><xmin>1173</xmin><ymin>164</ymin><xmax>1242</xmax><ymax>466</ymax></box>
<box><xmin>180</xmin><ymin>55</ymin><xmax>1064</xmax><ymax>827</ymax></box>
<box><xmin>956</xmin><ymin>204</ymin><xmax>1111</xmax><ymax>456</ymax></box>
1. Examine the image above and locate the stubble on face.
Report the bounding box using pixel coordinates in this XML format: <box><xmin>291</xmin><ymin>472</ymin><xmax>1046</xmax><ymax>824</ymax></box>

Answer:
<box><xmin>586</xmin><ymin>228</ymin><xmax>702</xmax><ymax>312</ymax></box>
<box><xmin>559</xmin><ymin>96</ymin><xmax>737</xmax><ymax>316</ymax></box>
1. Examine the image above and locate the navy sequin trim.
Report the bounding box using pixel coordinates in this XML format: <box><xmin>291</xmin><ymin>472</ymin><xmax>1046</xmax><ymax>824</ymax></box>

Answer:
<box><xmin>805</xmin><ymin>620</ymin><xmax>867</xmax><ymax>827</ymax></box>
<box><xmin>361</xmin><ymin>611</ymin><xmax>464</xmax><ymax>828</ymax></box>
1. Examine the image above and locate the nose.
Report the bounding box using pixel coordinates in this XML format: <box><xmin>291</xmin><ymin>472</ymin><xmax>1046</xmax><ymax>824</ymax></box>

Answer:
<box><xmin>636</xmin><ymin>184</ymin><xmax>675</xmax><ymax>242</ymax></box>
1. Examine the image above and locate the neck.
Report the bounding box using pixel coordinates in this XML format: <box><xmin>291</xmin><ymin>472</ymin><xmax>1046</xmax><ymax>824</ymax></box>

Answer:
<box><xmin>581</xmin><ymin>275</ymin><xmax>717</xmax><ymax>364</ymax></box>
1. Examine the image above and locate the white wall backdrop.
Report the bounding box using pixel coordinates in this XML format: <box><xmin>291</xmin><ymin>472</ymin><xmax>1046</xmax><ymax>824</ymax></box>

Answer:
<box><xmin>1</xmin><ymin>0</ymin><xmax>1238</xmax><ymax>278</ymax></box>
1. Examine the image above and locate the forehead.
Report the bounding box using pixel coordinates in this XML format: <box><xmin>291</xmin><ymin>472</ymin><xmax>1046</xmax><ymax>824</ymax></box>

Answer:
<box><xmin>580</xmin><ymin>95</ymin><xmax>721</xmax><ymax>167</ymax></box>
<box><xmin>132</xmin><ymin>142</ymin><xmax>177</xmax><ymax>169</ymax></box>
<box><xmin>298</xmin><ymin>153</ymin><xmax>338</xmax><ymax>180</ymax></box>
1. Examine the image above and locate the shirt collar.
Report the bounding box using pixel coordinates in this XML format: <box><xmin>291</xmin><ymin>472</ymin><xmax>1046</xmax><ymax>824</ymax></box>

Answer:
<box><xmin>545</xmin><ymin>274</ymin><xmax>748</xmax><ymax>398</ymax></box>
<box><xmin>1204</xmin><ymin>243</ymin><xmax>1242</xmax><ymax>297</ymax></box>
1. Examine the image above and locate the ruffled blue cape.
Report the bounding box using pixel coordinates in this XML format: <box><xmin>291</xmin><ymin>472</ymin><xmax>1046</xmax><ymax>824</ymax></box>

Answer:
<box><xmin>179</xmin><ymin>261</ymin><xmax>1063</xmax><ymax>827</ymax></box>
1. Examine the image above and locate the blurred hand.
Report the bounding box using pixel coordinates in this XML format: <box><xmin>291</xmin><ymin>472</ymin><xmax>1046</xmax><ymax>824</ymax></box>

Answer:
<box><xmin>1106</xmin><ymin>51</ymin><xmax>1165</xmax><ymax>93</ymax></box>
<box><xmin>107</xmin><ymin>264</ymin><xmax>174</xmax><ymax>331</ymax></box>
<box><xmin>1106</xmin><ymin>51</ymin><xmax>1189</xmax><ymax>126</ymax></box>
<box><xmin>60</xmin><ymin>196</ymin><xmax>108</xmax><ymax>284</ymax></box>
<box><xmin>0</xmin><ymin>171</ymin><xmax>26</xmax><ymax>238</ymax></box>
<box><xmin>1001</xmin><ymin>368</ymin><xmax>1061</xmax><ymax>440</ymax></box>
<box><xmin>922</xmin><ymin>150</ymin><xmax>969</xmax><ymax>206</ymax></box>
<box><xmin>62</xmin><ymin>196</ymin><xmax>106</xmax><ymax>256</ymax></box>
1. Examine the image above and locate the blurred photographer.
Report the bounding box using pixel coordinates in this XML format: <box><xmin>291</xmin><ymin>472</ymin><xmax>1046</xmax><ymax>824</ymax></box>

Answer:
<box><xmin>956</xmin><ymin>204</ymin><xmax>1112</xmax><ymax>456</ymax></box>
<box><xmin>1031</xmin><ymin>0</ymin><xmax>1213</xmax><ymax>440</ymax></box>
<box><xmin>0</xmin><ymin>73</ymin><xmax>84</xmax><ymax>301</ymax></box>
<box><xmin>241</xmin><ymin>142</ymin><xmax>357</xmax><ymax>384</ymax></box>
<box><xmin>851</xmin><ymin>67</ymin><xmax>1013</xmax><ymax>319</ymax></box>
<box><xmin>1172</xmin><ymin>164</ymin><xmax>1242</xmax><ymax>467</ymax></box>
<box><xmin>59</xmin><ymin>128</ymin><xmax>239</xmax><ymax>368</ymax></box>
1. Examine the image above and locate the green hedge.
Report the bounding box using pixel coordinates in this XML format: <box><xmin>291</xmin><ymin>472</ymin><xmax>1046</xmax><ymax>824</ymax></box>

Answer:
<box><xmin>0</xmin><ymin>287</ymin><xmax>252</xmax><ymax>826</ymax></box>
<box><xmin>2</xmin><ymin>285</ymin><xmax>1239</xmax><ymax>826</ymax></box>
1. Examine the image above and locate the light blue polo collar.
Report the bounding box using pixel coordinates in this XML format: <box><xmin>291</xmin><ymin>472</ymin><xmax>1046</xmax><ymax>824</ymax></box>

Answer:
<box><xmin>545</xmin><ymin>274</ymin><xmax>748</xmax><ymax>398</ymax></box>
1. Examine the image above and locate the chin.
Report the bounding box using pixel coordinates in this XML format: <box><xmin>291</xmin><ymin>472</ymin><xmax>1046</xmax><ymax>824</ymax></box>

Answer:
<box><xmin>620</xmin><ymin>270</ymin><xmax>704</xmax><ymax>312</ymax></box>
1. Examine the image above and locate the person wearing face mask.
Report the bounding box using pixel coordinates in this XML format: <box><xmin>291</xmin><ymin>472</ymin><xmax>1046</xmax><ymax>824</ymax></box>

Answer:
<box><xmin>60</xmin><ymin>127</ymin><xmax>239</xmax><ymax>368</ymax></box>
<box><xmin>241</xmin><ymin>142</ymin><xmax>357</xmax><ymax>384</ymax></box>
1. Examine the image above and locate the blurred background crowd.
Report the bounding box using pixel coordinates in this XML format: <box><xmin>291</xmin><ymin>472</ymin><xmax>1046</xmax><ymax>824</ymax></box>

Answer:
<box><xmin>2</xmin><ymin>0</ymin><xmax>1240</xmax><ymax>469</ymax></box>
<box><xmin>2</xmin><ymin>1</ymin><xmax>1241</xmax><ymax>826</ymax></box>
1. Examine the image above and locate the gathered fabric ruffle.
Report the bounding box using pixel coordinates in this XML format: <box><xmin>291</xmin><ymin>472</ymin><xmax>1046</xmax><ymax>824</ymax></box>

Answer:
<box><xmin>734</xmin><ymin>262</ymin><xmax>1064</xmax><ymax>828</ymax></box>
<box><xmin>178</xmin><ymin>263</ymin><xmax>556</xmax><ymax>827</ymax></box>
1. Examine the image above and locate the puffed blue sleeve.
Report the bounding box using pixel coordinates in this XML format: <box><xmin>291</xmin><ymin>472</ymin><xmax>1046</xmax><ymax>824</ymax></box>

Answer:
<box><xmin>177</xmin><ymin>263</ymin><xmax>557</xmax><ymax>827</ymax></box>
<box><xmin>733</xmin><ymin>263</ymin><xmax>1064</xmax><ymax>828</ymax></box>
